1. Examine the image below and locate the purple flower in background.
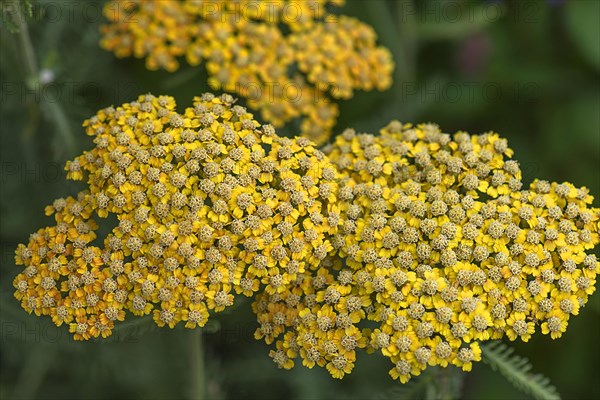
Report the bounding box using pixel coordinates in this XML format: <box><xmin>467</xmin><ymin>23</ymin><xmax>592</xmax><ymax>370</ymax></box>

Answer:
<box><xmin>456</xmin><ymin>32</ymin><xmax>492</xmax><ymax>77</ymax></box>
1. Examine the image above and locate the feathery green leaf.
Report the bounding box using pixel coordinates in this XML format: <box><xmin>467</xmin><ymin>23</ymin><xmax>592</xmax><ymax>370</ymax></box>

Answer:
<box><xmin>481</xmin><ymin>341</ymin><xmax>561</xmax><ymax>400</ymax></box>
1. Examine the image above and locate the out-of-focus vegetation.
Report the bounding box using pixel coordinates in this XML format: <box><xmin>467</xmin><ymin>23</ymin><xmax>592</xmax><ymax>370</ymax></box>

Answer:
<box><xmin>1</xmin><ymin>1</ymin><xmax>598</xmax><ymax>399</ymax></box>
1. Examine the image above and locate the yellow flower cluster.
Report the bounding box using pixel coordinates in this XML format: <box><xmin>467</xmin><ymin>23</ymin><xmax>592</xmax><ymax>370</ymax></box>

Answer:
<box><xmin>100</xmin><ymin>0</ymin><xmax>394</xmax><ymax>144</ymax></box>
<box><xmin>12</xmin><ymin>94</ymin><xmax>599</xmax><ymax>382</ymax></box>
<box><xmin>252</xmin><ymin>122</ymin><xmax>599</xmax><ymax>382</ymax></box>
<box><xmin>13</xmin><ymin>92</ymin><xmax>339</xmax><ymax>340</ymax></box>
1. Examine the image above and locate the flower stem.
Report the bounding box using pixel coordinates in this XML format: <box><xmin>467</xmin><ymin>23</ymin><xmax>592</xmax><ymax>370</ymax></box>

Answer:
<box><xmin>436</xmin><ymin>367</ymin><xmax>463</xmax><ymax>400</ymax></box>
<box><xmin>395</xmin><ymin>0</ymin><xmax>418</xmax><ymax>83</ymax></box>
<box><xmin>7</xmin><ymin>1</ymin><xmax>77</xmax><ymax>156</ymax></box>
<box><xmin>10</xmin><ymin>1</ymin><xmax>38</xmax><ymax>79</ymax></box>
<box><xmin>6</xmin><ymin>1</ymin><xmax>38</xmax><ymax>161</ymax></box>
<box><xmin>191</xmin><ymin>329</ymin><xmax>206</xmax><ymax>400</ymax></box>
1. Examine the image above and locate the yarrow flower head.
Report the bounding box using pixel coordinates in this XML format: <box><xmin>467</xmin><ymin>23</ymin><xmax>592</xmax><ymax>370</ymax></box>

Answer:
<box><xmin>100</xmin><ymin>0</ymin><xmax>394</xmax><ymax>144</ymax></box>
<box><xmin>13</xmin><ymin>92</ymin><xmax>340</xmax><ymax>339</ymax></box>
<box><xmin>251</xmin><ymin>121</ymin><xmax>599</xmax><ymax>382</ymax></box>
<box><xmin>12</xmin><ymin>101</ymin><xmax>599</xmax><ymax>383</ymax></box>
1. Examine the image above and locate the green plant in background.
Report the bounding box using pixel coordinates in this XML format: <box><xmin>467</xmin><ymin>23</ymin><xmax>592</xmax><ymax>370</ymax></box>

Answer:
<box><xmin>2</xmin><ymin>1</ymin><xmax>599</xmax><ymax>400</ymax></box>
<box><xmin>1</xmin><ymin>0</ymin><xmax>76</xmax><ymax>160</ymax></box>
<box><xmin>480</xmin><ymin>342</ymin><xmax>559</xmax><ymax>400</ymax></box>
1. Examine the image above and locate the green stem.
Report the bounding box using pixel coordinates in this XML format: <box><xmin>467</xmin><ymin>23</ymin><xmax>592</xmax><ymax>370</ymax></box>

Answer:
<box><xmin>21</xmin><ymin>101</ymin><xmax>39</xmax><ymax>165</ymax></box>
<box><xmin>191</xmin><ymin>329</ymin><xmax>206</xmax><ymax>400</ymax></box>
<box><xmin>5</xmin><ymin>1</ymin><xmax>40</xmax><ymax>160</ymax></box>
<box><xmin>43</xmin><ymin>96</ymin><xmax>76</xmax><ymax>156</ymax></box>
<box><xmin>425</xmin><ymin>376</ymin><xmax>438</xmax><ymax>400</ymax></box>
<box><xmin>7</xmin><ymin>1</ymin><xmax>77</xmax><ymax>156</ymax></box>
<box><xmin>367</xmin><ymin>1</ymin><xmax>413</xmax><ymax>85</ymax></box>
<box><xmin>434</xmin><ymin>367</ymin><xmax>463</xmax><ymax>400</ymax></box>
<box><xmin>425</xmin><ymin>367</ymin><xmax>463</xmax><ymax>400</ymax></box>
<box><xmin>395</xmin><ymin>0</ymin><xmax>418</xmax><ymax>83</ymax></box>
<box><xmin>8</xmin><ymin>0</ymin><xmax>38</xmax><ymax>79</ymax></box>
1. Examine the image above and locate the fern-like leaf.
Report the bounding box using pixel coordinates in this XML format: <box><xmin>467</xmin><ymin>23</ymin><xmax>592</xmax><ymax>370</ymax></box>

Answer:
<box><xmin>481</xmin><ymin>341</ymin><xmax>561</xmax><ymax>400</ymax></box>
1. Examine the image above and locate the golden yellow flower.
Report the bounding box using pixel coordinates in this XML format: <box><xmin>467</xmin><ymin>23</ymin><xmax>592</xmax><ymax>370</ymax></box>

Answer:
<box><xmin>253</xmin><ymin>121</ymin><xmax>598</xmax><ymax>382</ymax></box>
<box><xmin>100</xmin><ymin>0</ymin><xmax>394</xmax><ymax>144</ymax></box>
<box><xmin>13</xmin><ymin>92</ymin><xmax>340</xmax><ymax>340</ymax></box>
<box><xmin>11</xmin><ymin>100</ymin><xmax>599</xmax><ymax>382</ymax></box>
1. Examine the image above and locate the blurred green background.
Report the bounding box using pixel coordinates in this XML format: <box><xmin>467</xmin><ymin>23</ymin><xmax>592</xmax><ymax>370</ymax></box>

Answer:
<box><xmin>1</xmin><ymin>0</ymin><xmax>598</xmax><ymax>399</ymax></box>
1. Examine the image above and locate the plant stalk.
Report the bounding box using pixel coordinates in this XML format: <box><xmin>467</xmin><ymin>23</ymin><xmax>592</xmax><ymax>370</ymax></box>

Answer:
<box><xmin>191</xmin><ymin>329</ymin><xmax>206</xmax><ymax>400</ymax></box>
<box><xmin>436</xmin><ymin>367</ymin><xmax>463</xmax><ymax>400</ymax></box>
<box><xmin>11</xmin><ymin>1</ymin><xmax>38</xmax><ymax>79</ymax></box>
<box><xmin>8</xmin><ymin>1</ymin><xmax>77</xmax><ymax>155</ymax></box>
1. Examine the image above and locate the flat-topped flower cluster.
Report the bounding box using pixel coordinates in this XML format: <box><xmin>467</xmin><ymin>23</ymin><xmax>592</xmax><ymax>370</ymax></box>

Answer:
<box><xmin>14</xmin><ymin>93</ymin><xmax>339</xmax><ymax>339</ymax></box>
<box><xmin>13</xmin><ymin>93</ymin><xmax>599</xmax><ymax>383</ymax></box>
<box><xmin>100</xmin><ymin>0</ymin><xmax>394</xmax><ymax>145</ymax></box>
<box><xmin>255</xmin><ymin>122</ymin><xmax>599</xmax><ymax>381</ymax></box>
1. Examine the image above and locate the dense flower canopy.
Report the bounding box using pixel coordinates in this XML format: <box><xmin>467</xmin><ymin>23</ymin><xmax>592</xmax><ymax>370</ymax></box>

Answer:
<box><xmin>100</xmin><ymin>0</ymin><xmax>394</xmax><ymax>144</ymax></box>
<box><xmin>252</xmin><ymin>122</ymin><xmax>599</xmax><ymax>381</ymax></box>
<box><xmin>13</xmin><ymin>93</ymin><xmax>340</xmax><ymax>339</ymax></box>
<box><xmin>12</xmin><ymin>93</ymin><xmax>599</xmax><ymax>383</ymax></box>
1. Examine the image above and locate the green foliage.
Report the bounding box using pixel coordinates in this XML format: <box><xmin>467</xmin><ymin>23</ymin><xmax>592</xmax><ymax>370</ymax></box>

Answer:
<box><xmin>481</xmin><ymin>341</ymin><xmax>561</xmax><ymax>400</ymax></box>
<box><xmin>0</xmin><ymin>0</ymin><xmax>33</xmax><ymax>33</ymax></box>
<box><xmin>415</xmin><ymin>4</ymin><xmax>506</xmax><ymax>41</ymax></box>
<box><xmin>564</xmin><ymin>0</ymin><xmax>600</xmax><ymax>70</ymax></box>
